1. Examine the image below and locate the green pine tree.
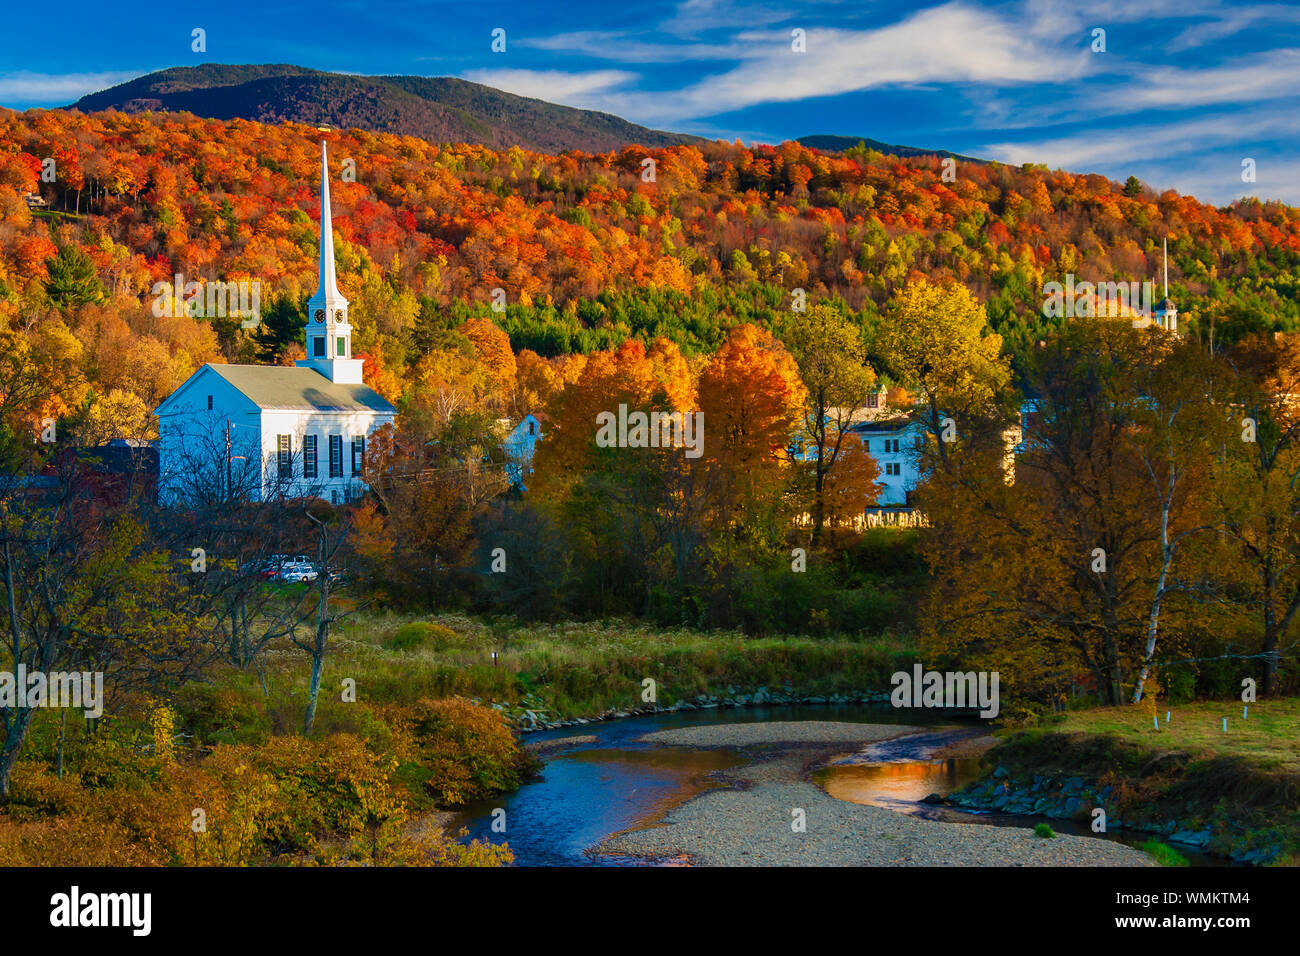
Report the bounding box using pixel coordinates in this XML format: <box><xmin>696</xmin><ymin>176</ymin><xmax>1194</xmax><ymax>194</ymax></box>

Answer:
<box><xmin>253</xmin><ymin>294</ymin><xmax>306</xmax><ymax>362</ymax></box>
<box><xmin>43</xmin><ymin>244</ymin><xmax>104</xmax><ymax>311</ymax></box>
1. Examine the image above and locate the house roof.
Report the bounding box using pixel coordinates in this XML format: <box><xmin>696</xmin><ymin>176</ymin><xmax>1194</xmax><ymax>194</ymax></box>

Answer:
<box><xmin>850</xmin><ymin>415</ymin><xmax>921</xmax><ymax>434</ymax></box>
<box><xmin>204</xmin><ymin>364</ymin><xmax>396</xmax><ymax>413</ymax></box>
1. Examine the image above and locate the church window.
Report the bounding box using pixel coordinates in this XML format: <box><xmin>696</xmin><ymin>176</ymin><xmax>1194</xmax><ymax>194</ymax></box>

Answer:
<box><xmin>329</xmin><ymin>435</ymin><xmax>343</xmax><ymax>477</ymax></box>
<box><xmin>336</xmin><ymin>337</ymin><xmax>347</xmax><ymax>357</ymax></box>
<box><xmin>304</xmin><ymin>435</ymin><xmax>318</xmax><ymax>479</ymax></box>
<box><xmin>277</xmin><ymin>435</ymin><xmax>292</xmax><ymax>478</ymax></box>
<box><xmin>351</xmin><ymin>437</ymin><xmax>365</xmax><ymax>475</ymax></box>
<box><xmin>313</xmin><ymin>337</ymin><xmax>325</xmax><ymax>357</ymax></box>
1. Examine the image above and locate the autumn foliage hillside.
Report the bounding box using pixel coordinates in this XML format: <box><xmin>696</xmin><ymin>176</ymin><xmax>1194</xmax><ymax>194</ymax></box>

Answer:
<box><xmin>1</xmin><ymin>105</ymin><xmax>1299</xmax><ymax>435</ymax></box>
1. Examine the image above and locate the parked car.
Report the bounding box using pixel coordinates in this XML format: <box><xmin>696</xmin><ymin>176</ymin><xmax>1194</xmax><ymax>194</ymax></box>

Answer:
<box><xmin>278</xmin><ymin>561</ymin><xmax>318</xmax><ymax>583</ymax></box>
<box><xmin>246</xmin><ymin>554</ymin><xmax>314</xmax><ymax>581</ymax></box>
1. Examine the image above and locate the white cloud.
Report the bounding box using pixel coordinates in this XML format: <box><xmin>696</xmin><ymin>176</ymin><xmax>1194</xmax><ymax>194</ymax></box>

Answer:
<box><xmin>1155</xmin><ymin>161</ymin><xmax>1300</xmax><ymax>206</ymax></box>
<box><xmin>1163</xmin><ymin>4</ymin><xmax>1300</xmax><ymax>53</ymax></box>
<box><xmin>982</xmin><ymin>108</ymin><xmax>1300</xmax><ymax>169</ymax></box>
<box><xmin>1101</xmin><ymin>49</ymin><xmax>1300</xmax><ymax>111</ymax></box>
<box><xmin>516</xmin><ymin>31</ymin><xmax>744</xmax><ymax>63</ymax></box>
<box><xmin>0</xmin><ymin>70</ymin><xmax>148</xmax><ymax>105</ymax></box>
<box><xmin>660</xmin><ymin>0</ymin><xmax>795</xmax><ymax>37</ymax></box>
<box><xmin>467</xmin><ymin>2</ymin><xmax>1088</xmax><ymax>127</ymax></box>
<box><xmin>459</xmin><ymin>68</ymin><xmax>639</xmax><ymax>105</ymax></box>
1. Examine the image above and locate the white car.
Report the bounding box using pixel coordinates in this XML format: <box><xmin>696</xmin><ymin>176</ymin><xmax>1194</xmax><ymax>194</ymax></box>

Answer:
<box><xmin>277</xmin><ymin>561</ymin><xmax>319</xmax><ymax>583</ymax></box>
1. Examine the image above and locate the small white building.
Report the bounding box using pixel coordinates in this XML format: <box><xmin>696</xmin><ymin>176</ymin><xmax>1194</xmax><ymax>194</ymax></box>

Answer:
<box><xmin>503</xmin><ymin>413</ymin><xmax>543</xmax><ymax>489</ymax></box>
<box><xmin>155</xmin><ymin>141</ymin><xmax>396</xmax><ymax>504</ymax></box>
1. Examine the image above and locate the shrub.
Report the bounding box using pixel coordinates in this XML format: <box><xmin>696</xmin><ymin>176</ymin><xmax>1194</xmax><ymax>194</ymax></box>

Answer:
<box><xmin>1033</xmin><ymin>823</ymin><xmax>1056</xmax><ymax>838</ymax></box>
<box><xmin>1138</xmin><ymin>840</ymin><xmax>1189</xmax><ymax>867</ymax></box>
<box><xmin>387</xmin><ymin>621</ymin><xmax>459</xmax><ymax>652</ymax></box>
<box><xmin>386</xmin><ymin>697</ymin><xmax>533</xmax><ymax>807</ymax></box>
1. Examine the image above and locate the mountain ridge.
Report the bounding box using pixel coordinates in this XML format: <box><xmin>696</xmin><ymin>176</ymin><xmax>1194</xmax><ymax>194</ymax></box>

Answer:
<box><xmin>64</xmin><ymin>64</ymin><xmax>981</xmax><ymax>162</ymax></box>
<box><xmin>66</xmin><ymin>63</ymin><xmax>705</xmax><ymax>154</ymax></box>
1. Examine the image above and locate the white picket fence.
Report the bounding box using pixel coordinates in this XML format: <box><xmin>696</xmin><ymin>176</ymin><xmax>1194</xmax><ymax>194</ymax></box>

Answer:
<box><xmin>793</xmin><ymin>509</ymin><xmax>929</xmax><ymax>531</ymax></box>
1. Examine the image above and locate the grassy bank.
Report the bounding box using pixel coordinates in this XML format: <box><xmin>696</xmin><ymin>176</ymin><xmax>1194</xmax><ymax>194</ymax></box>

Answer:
<box><xmin>316</xmin><ymin>612</ymin><xmax>915</xmax><ymax>722</ymax></box>
<box><xmin>1045</xmin><ymin>699</ymin><xmax>1300</xmax><ymax>772</ymax></box>
<box><xmin>958</xmin><ymin>700</ymin><xmax>1300</xmax><ymax>865</ymax></box>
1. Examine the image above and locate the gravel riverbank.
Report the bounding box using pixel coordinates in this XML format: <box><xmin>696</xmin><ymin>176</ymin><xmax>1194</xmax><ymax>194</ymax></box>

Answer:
<box><xmin>594</xmin><ymin>721</ymin><xmax>1155</xmax><ymax>867</ymax></box>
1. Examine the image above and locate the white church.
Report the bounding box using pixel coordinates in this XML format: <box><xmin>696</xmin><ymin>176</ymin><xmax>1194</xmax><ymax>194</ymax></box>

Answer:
<box><xmin>155</xmin><ymin>142</ymin><xmax>397</xmax><ymax>504</ymax></box>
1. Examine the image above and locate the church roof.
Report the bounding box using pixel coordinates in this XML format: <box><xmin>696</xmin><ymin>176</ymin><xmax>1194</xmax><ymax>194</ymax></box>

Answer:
<box><xmin>207</xmin><ymin>364</ymin><xmax>395</xmax><ymax>413</ymax></box>
<box><xmin>1155</xmin><ymin>297</ymin><xmax>1177</xmax><ymax>311</ymax></box>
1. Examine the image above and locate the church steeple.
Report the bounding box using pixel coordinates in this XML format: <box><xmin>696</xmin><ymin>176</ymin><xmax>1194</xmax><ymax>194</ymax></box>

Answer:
<box><xmin>298</xmin><ymin>139</ymin><xmax>364</xmax><ymax>384</ymax></box>
<box><xmin>1153</xmin><ymin>236</ymin><xmax>1178</xmax><ymax>333</ymax></box>
<box><xmin>314</xmin><ymin>139</ymin><xmax>346</xmax><ymax>308</ymax></box>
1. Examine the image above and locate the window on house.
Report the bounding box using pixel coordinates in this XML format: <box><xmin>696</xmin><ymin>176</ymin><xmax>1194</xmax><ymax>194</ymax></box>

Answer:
<box><xmin>866</xmin><ymin>393</ymin><xmax>878</xmax><ymax>408</ymax></box>
<box><xmin>862</xmin><ymin>439</ymin><xmax>869</xmax><ymax>452</ymax></box>
<box><xmin>351</xmin><ymin>437</ymin><xmax>365</xmax><ymax>475</ymax></box>
<box><xmin>891</xmin><ymin>438</ymin><xmax>901</xmax><ymax>453</ymax></box>
<box><xmin>528</xmin><ymin>421</ymin><xmax>535</xmax><ymax>435</ymax></box>
<box><xmin>887</xmin><ymin>462</ymin><xmax>901</xmax><ymax>476</ymax></box>
<box><xmin>313</xmin><ymin>337</ymin><xmax>325</xmax><ymax>357</ymax></box>
<box><xmin>304</xmin><ymin>435</ymin><xmax>318</xmax><ymax>479</ymax></box>
<box><xmin>277</xmin><ymin>435</ymin><xmax>292</xmax><ymax>479</ymax></box>
<box><xmin>207</xmin><ymin>395</ymin><xmax>213</xmax><ymax>410</ymax></box>
<box><xmin>329</xmin><ymin>435</ymin><xmax>343</xmax><ymax>478</ymax></box>
<box><xmin>915</xmin><ymin>436</ymin><xmax>924</xmax><ymax>449</ymax></box>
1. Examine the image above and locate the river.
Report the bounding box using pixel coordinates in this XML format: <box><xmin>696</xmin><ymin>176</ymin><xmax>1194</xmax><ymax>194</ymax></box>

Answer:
<box><xmin>451</xmin><ymin>704</ymin><xmax>1219</xmax><ymax>866</ymax></box>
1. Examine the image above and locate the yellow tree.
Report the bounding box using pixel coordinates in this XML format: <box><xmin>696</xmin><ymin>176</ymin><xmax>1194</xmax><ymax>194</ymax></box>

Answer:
<box><xmin>1214</xmin><ymin>332</ymin><xmax>1300</xmax><ymax>695</ymax></box>
<box><xmin>876</xmin><ymin>278</ymin><xmax>1011</xmax><ymax>462</ymax></box>
<box><xmin>783</xmin><ymin>303</ymin><xmax>878</xmax><ymax>540</ymax></box>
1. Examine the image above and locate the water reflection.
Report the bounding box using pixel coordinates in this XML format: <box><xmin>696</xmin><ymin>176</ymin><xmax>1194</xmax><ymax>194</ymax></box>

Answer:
<box><xmin>818</xmin><ymin>734</ymin><xmax>1224</xmax><ymax>866</ymax></box>
<box><xmin>818</xmin><ymin>757</ymin><xmax>982</xmax><ymax>811</ymax></box>
<box><xmin>452</xmin><ymin>746</ymin><xmax>742</xmax><ymax>866</ymax></box>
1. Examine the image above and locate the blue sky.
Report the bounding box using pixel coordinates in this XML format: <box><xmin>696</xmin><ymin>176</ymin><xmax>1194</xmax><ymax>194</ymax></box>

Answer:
<box><xmin>2</xmin><ymin>0</ymin><xmax>1297</xmax><ymax>205</ymax></box>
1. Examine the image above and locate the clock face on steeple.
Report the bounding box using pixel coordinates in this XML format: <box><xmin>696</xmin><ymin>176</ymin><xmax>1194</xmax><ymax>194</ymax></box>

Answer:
<box><xmin>334</xmin><ymin>309</ymin><xmax>344</xmax><ymax>322</ymax></box>
<box><xmin>314</xmin><ymin>309</ymin><xmax>325</xmax><ymax>323</ymax></box>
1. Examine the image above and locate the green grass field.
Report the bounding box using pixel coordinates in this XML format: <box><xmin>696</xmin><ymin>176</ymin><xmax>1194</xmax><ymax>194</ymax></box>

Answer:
<box><xmin>1046</xmin><ymin>699</ymin><xmax>1300</xmax><ymax>772</ymax></box>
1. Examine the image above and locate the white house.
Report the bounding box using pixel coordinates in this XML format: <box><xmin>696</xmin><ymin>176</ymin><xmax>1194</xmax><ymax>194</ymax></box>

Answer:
<box><xmin>155</xmin><ymin>141</ymin><xmax>397</xmax><ymax>504</ymax></box>
<box><xmin>503</xmin><ymin>413</ymin><xmax>543</xmax><ymax>489</ymax></box>
<box><xmin>849</xmin><ymin>415</ymin><xmax>928</xmax><ymax>507</ymax></box>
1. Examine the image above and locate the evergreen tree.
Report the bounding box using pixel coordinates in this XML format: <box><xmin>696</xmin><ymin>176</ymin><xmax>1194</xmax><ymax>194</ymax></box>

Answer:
<box><xmin>43</xmin><ymin>244</ymin><xmax>104</xmax><ymax>311</ymax></box>
<box><xmin>254</xmin><ymin>294</ymin><xmax>306</xmax><ymax>362</ymax></box>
